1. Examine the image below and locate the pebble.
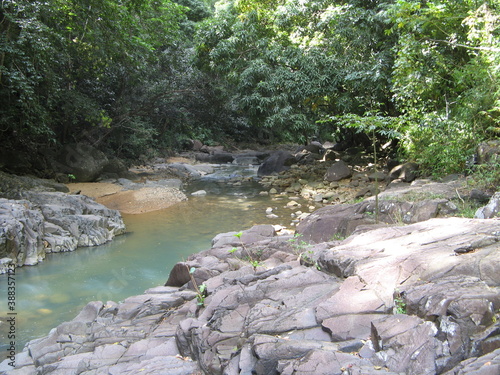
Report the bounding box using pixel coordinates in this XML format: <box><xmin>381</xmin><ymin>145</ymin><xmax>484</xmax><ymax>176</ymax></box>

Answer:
<box><xmin>191</xmin><ymin>190</ymin><xmax>207</xmax><ymax>196</ymax></box>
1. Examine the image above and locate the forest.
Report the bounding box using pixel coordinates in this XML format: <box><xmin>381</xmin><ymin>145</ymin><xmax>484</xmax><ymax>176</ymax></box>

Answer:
<box><xmin>1</xmin><ymin>0</ymin><xmax>499</xmax><ymax>177</ymax></box>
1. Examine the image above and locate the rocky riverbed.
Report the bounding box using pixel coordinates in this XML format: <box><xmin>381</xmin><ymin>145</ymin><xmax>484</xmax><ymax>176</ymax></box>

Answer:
<box><xmin>2</xmin><ymin>214</ymin><xmax>500</xmax><ymax>374</ymax></box>
<box><xmin>2</xmin><ymin>143</ymin><xmax>500</xmax><ymax>374</ymax></box>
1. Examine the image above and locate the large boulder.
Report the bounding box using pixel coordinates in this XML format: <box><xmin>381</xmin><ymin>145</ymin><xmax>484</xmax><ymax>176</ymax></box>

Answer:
<box><xmin>257</xmin><ymin>151</ymin><xmax>296</xmax><ymax>176</ymax></box>
<box><xmin>324</xmin><ymin>160</ymin><xmax>352</xmax><ymax>181</ymax></box>
<box><xmin>476</xmin><ymin>139</ymin><xmax>500</xmax><ymax>164</ymax></box>
<box><xmin>475</xmin><ymin>191</ymin><xmax>500</xmax><ymax>219</ymax></box>
<box><xmin>0</xmin><ymin>192</ymin><xmax>125</xmax><ymax>270</ymax></box>
<box><xmin>52</xmin><ymin>143</ymin><xmax>109</xmax><ymax>182</ymax></box>
<box><xmin>0</xmin><ymin>199</ymin><xmax>46</xmax><ymax>266</ymax></box>
<box><xmin>296</xmin><ymin>198</ymin><xmax>458</xmax><ymax>243</ymax></box>
<box><xmin>0</xmin><ymin>171</ymin><xmax>69</xmax><ymax>199</ymax></box>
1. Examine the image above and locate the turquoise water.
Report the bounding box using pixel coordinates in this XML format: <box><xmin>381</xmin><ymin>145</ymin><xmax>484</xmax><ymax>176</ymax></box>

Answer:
<box><xmin>0</xmin><ymin>174</ymin><xmax>304</xmax><ymax>357</ymax></box>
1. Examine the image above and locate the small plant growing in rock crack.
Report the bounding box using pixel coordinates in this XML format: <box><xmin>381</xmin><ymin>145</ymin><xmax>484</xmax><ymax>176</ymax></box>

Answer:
<box><xmin>393</xmin><ymin>291</ymin><xmax>407</xmax><ymax>314</ymax></box>
<box><xmin>230</xmin><ymin>232</ymin><xmax>261</xmax><ymax>270</ymax></box>
<box><xmin>188</xmin><ymin>266</ymin><xmax>207</xmax><ymax>307</ymax></box>
<box><xmin>288</xmin><ymin>233</ymin><xmax>312</xmax><ymax>254</ymax></box>
<box><xmin>298</xmin><ymin>250</ymin><xmax>321</xmax><ymax>270</ymax></box>
<box><xmin>330</xmin><ymin>233</ymin><xmax>346</xmax><ymax>241</ymax></box>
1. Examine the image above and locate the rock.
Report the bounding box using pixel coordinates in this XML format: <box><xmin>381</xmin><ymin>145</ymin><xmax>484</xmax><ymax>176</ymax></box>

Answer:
<box><xmin>210</xmin><ymin>152</ymin><xmax>235</xmax><ymax>164</ymax></box>
<box><xmin>0</xmin><ymin>171</ymin><xmax>69</xmax><ymax>199</ymax></box>
<box><xmin>313</xmin><ymin>194</ymin><xmax>323</xmax><ymax>202</ymax></box>
<box><xmin>192</xmin><ymin>139</ymin><xmax>204</xmax><ymax>151</ymax></box>
<box><xmin>368</xmin><ymin>171</ymin><xmax>387</xmax><ymax>182</ymax></box>
<box><xmin>51</xmin><ymin>143</ymin><xmax>110</xmax><ymax>182</ymax></box>
<box><xmin>470</xmin><ymin>189</ymin><xmax>492</xmax><ymax>204</ymax></box>
<box><xmin>303</xmin><ymin>142</ymin><xmax>324</xmax><ymax>154</ymax></box>
<box><xmin>96</xmin><ymin>186</ymin><xmax>186</xmax><ymax>214</ymax></box>
<box><xmin>324</xmin><ymin>160</ymin><xmax>352</xmax><ymax>182</ymax></box>
<box><xmin>476</xmin><ymin>139</ymin><xmax>500</xmax><ymax>164</ymax></box>
<box><xmin>296</xmin><ymin>203</ymin><xmax>369</xmax><ymax>243</ymax></box>
<box><xmin>190</xmin><ymin>164</ymin><xmax>214</xmax><ymax>175</ymax></box>
<box><xmin>5</xmin><ymin>217</ymin><xmax>500</xmax><ymax>374</ymax></box>
<box><xmin>322</xmin><ymin>149</ymin><xmax>339</xmax><ymax>161</ymax></box>
<box><xmin>389</xmin><ymin>162</ymin><xmax>419</xmax><ymax>182</ymax></box>
<box><xmin>194</xmin><ymin>151</ymin><xmax>234</xmax><ymax>164</ymax></box>
<box><xmin>296</xmin><ymin>198</ymin><xmax>459</xmax><ymax>244</ymax></box>
<box><xmin>0</xmin><ymin>192</ymin><xmax>125</xmax><ymax>270</ymax></box>
<box><xmin>191</xmin><ymin>190</ymin><xmax>207</xmax><ymax>196</ymax></box>
<box><xmin>475</xmin><ymin>192</ymin><xmax>500</xmax><ymax>219</ymax></box>
<box><xmin>442</xmin><ymin>347</ymin><xmax>500</xmax><ymax>375</ymax></box>
<box><xmin>167</xmin><ymin>163</ymin><xmax>203</xmax><ymax>179</ymax></box>
<box><xmin>257</xmin><ymin>151</ymin><xmax>297</xmax><ymax>176</ymax></box>
<box><xmin>233</xmin><ymin>156</ymin><xmax>260</xmax><ymax>165</ymax></box>
<box><xmin>101</xmin><ymin>157</ymin><xmax>135</xmax><ymax>180</ymax></box>
<box><xmin>145</xmin><ymin>178</ymin><xmax>183</xmax><ymax>189</ymax></box>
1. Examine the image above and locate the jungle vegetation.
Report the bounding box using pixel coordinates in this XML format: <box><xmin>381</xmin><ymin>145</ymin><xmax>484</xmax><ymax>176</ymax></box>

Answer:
<box><xmin>1</xmin><ymin>0</ymin><xmax>499</xmax><ymax>176</ymax></box>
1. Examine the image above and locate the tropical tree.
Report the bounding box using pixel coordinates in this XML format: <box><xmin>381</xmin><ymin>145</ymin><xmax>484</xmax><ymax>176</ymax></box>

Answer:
<box><xmin>385</xmin><ymin>0</ymin><xmax>500</xmax><ymax>174</ymax></box>
<box><xmin>195</xmin><ymin>0</ymin><xmax>396</xmax><ymax>143</ymax></box>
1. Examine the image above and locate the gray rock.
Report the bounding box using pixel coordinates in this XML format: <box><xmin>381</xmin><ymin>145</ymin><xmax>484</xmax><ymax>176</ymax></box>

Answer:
<box><xmin>0</xmin><ymin>192</ymin><xmax>125</xmax><ymax>270</ymax></box>
<box><xmin>470</xmin><ymin>189</ymin><xmax>492</xmax><ymax>204</ymax></box>
<box><xmin>443</xmin><ymin>347</ymin><xmax>500</xmax><ymax>375</ymax></box>
<box><xmin>476</xmin><ymin>139</ymin><xmax>500</xmax><ymax>164</ymax></box>
<box><xmin>52</xmin><ymin>143</ymin><xmax>109</xmax><ymax>182</ymax></box>
<box><xmin>475</xmin><ymin>192</ymin><xmax>500</xmax><ymax>219</ymax></box>
<box><xmin>191</xmin><ymin>190</ymin><xmax>207</xmax><ymax>196</ymax></box>
<box><xmin>324</xmin><ymin>160</ymin><xmax>352</xmax><ymax>182</ymax></box>
<box><xmin>257</xmin><ymin>151</ymin><xmax>296</xmax><ymax>176</ymax></box>
<box><xmin>167</xmin><ymin>163</ymin><xmax>203</xmax><ymax>179</ymax></box>
<box><xmin>0</xmin><ymin>171</ymin><xmax>69</xmax><ymax>199</ymax></box>
<box><xmin>389</xmin><ymin>162</ymin><xmax>419</xmax><ymax>182</ymax></box>
<box><xmin>5</xmin><ymin>213</ymin><xmax>500</xmax><ymax>375</ymax></box>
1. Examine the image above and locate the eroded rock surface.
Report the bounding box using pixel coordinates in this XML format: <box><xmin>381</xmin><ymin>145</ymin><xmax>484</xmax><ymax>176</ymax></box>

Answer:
<box><xmin>0</xmin><ymin>192</ymin><xmax>125</xmax><ymax>271</ymax></box>
<box><xmin>4</xmin><ymin>218</ymin><xmax>500</xmax><ymax>375</ymax></box>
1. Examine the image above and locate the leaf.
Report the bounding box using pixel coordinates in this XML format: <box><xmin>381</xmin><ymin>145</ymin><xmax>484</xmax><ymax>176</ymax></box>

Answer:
<box><xmin>189</xmin><ymin>267</ymin><xmax>196</xmax><ymax>274</ymax></box>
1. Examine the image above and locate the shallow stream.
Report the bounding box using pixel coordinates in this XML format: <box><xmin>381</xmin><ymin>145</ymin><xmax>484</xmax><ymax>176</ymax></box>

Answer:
<box><xmin>0</xmin><ymin>165</ymin><xmax>307</xmax><ymax>358</ymax></box>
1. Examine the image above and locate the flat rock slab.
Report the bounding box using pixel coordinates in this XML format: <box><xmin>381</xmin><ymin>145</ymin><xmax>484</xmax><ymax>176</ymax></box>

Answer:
<box><xmin>96</xmin><ymin>187</ymin><xmax>187</xmax><ymax>214</ymax></box>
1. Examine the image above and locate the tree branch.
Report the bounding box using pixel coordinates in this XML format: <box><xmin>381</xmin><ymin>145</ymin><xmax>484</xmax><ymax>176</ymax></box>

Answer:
<box><xmin>427</xmin><ymin>38</ymin><xmax>500</xmax><ymax>52</ymax></box>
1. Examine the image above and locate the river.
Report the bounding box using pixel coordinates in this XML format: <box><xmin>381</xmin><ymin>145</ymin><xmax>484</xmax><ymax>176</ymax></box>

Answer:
<box><xmin>0</xmin><ymin>165</ymin><xmax>307</xmax><ymax>358</ymax></box>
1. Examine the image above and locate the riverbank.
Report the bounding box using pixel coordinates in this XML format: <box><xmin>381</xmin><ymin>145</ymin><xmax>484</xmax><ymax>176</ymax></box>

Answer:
<box><xmin>2</xmin><ymin>143</ymin><xmax>500</xmax><ymax>374</ymax></box>
<box><xmin>3</xmin><ymin>213</ymin><xmax>500</xmax><ymax>374</ymax></box>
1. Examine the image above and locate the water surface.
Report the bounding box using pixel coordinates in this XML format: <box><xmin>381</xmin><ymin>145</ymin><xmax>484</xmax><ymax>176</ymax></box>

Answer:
<box><xmin>0</xmin><ymin>170</ymin><xmax>306</xmax><ymax>357</ymax></box>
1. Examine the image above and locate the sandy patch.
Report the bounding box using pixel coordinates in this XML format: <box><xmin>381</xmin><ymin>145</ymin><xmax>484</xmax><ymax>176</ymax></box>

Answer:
<box><xmin>66</xmin><ymin>182</ymin><xmax>123</xmax><ymax>199</ymax></box>
<box><xmin>166</xmin><ymin>156</ymin><xmax>194</xmax><ymax>164</ymax></box>
<box><xmin>66</xmin><ymin>182</ymin><xmax>187</xmax><ymax>214</ymax></box>
<box><xmin>96</xmin><ymin>187</ymin><xmax>187</xmax><ymax>214</ymax></box>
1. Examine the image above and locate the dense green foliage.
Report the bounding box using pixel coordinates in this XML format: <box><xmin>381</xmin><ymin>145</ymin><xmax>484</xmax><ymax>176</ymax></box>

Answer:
<box><xmin>1</xmin><ymin>0</ymin><xmax>500</xmax><ymax>176</ymax></box>
<box><xmin>1</xmin><ymin>0</ymin><xmax>221</xmax><ymax>164</ymax></box>
<box><xmin>195</xmin><ymin>0</ymin><xmax>500</xmax><ymax>174</ymax></box>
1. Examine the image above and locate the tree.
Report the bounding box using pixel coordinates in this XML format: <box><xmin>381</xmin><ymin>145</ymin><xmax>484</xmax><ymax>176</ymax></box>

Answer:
<box><xmin>195</xmin><ymin>0</ymin><xmax>396</xmax><ymax>143</ymax></box>
<box><xmin>385</xmin><ymin>0</ymin><xmax>500</xmax><ymax>174</ymax></box>
<box><xmin>0</xmin><ymin>0</ymin><xmax>191</xmax><ymax>166</ymax></box>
